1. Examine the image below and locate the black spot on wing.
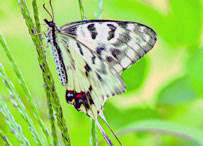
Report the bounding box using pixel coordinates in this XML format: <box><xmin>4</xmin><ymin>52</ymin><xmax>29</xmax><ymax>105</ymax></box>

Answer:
<box><xmin>87</xmin><ymin>24</ymin><xmax>98</xmax><ymax>39</ymax></box>
<box><xmin>85</xmin><ymin>63</ymin><xmax>91</xmax><ymax>72</ymax></box>
<box><xmin>87</xmin><ymin>24</ymin><xmax>96</xmax><ymax>31</ymax></box>
<box><xmin>89</xmin><ymin>85</ymin><xmax>92</xmax><ymax>92</ymax></box>
<box><xmin>85</xmin><ymin>63</ymin><xmax>91</xmax><ymax>77</ymax></box>
<box><xmin>64</xmin><ymin>26</ymin><xmax>77</xmax><ymax>36</ymax></box>
<box><xmin>112</xmin><ymin>49</ymin><xmax>121</xmax><ymax>59</ymax></box>
<box><xmin>120</xmin><ymin>32</ymin><xmax>131</xmax><ymax>43</ymax></box>
<box><xmin>96</xmin><ymin>47</ymin><xmax>105</xmax><ymax>55</ymax></box>
<box><xmin>96</xmin><ymin>72</ymin><xmax>102</xmax><ymax>81</ymax></box>
<box><xmin>76</xmin><ymin>42</ymin><xmax>83</xmax><ymax>55</ymax></box>
<box><xmin>106</xmin><ymin>56</ymin><xmax>114</xmax><ymax>63</ymax></box>
<box><xmin>66</xmin><ymin>90</ymin><xmax>74</xmax><ymax>103</ymax></box>
<box><xmin>91</xmin><ymin>32</ymin><xmax>97</xmax><ymax>39</ymax></box>
<box><xmin>113</xmin><ymin>32</ymin><xmax>131</xmax><ymax>47</ymax></box>
<box><xmin>91</xmin><ymin>55</ymin><xmax>96</xmax><ymax>64</ymax></box>
<box><xmin>107</xmin><ymin>24</ymin><xmax>117</xmax><ymax>41</ymax></box>
<box><xmin>86</xmin><ymin>92</ymin><xmax>94</xmax><ymax>105</ymax></box>
<box><xmin>66</xmin><ymin>89</ymin><xmax>94</xmax><ymax>111</ymax></box>
<box><xmin>118</xmin><ymin>21</ymin><xmax>128</xmax><ymax>28</ymax></box>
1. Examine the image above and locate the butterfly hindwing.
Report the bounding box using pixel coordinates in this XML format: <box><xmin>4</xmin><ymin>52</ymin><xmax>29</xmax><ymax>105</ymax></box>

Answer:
<box><xmin>51</xmin><ymin>32</ymin><xmax>125</xmax><ymax>118</ymax></box>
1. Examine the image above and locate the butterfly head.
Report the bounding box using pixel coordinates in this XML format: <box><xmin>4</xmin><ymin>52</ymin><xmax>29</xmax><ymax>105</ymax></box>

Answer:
<box><xmin>44</xmin><ymin>19</ymin><xmax>56</xmax><ymax>28</ymax></box>
<box><xmin>44</xmin><ymin>18</ymin><xmax>61</xmax><ymax>32</ymax></box>
<box><xmin>43</xmin><ymin>1</ymin><xmax>55</xmax><ymax>27</ymax></box>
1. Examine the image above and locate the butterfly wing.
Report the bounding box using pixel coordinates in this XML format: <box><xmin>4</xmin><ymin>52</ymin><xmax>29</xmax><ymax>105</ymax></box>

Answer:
<box><xmin>47</xmin><ymin>20</ymin><xmax>156</xmax><ymax>118</ymax></box>
<box><xmin>60</xmin><ymin>20</ymin><xmax>157</xmax><ymax>73</ymax></box>
<box><xmin>50</xmin><ymin>31</ymin><xmax>125</xmax><ymax>119</ymax></box>
<box><xmin>47</xmin><ymin>19</ymin><xmax>157</xmax><ymax>145</ymax></box>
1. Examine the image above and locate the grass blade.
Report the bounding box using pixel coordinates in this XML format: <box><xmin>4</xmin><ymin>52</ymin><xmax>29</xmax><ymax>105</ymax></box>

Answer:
<box><xmin>0</xmin><ymin>64</ymin><xmax>44</xmax><ymax>145</ymax></box>
<box><xmin>118</xmin><ymin>120</ymin><xmax>203</xmax><ymax>145</ymax></box>
<box><xmin>77</xmin><ymin>1</ymin><xmax>98</xmax><ymax>145</ymax></box>
<box><xmin>90</xmin><ymin>119</ymin><xmax>97</xmax><ymax>146</ymax></box>
<box><xmin>0</xmin><ymin>31</ymin><xmax>51</xmax><ymax>145</ymax></box>
<box><xmin>0</xmin><ymin>96</ymin><xmax>29</xmax><ymax>145</ymax></box>
<box><xmin>17</xmin><ymin>0</ymin><xmax>71</xmax><ymax>145</ymax></box>
<box><xmin>78</xmin><ymin>0</ymin><xmax>86</xmax><ymax>20</ymax></box>
<box><xmin>0</xmin><ymin>129</ymin><xmax>12</xmax><ymax>146</ymax></box>
<box><xmin>95</xmin><ymin>0</ymin><xmax>103</xmax><ymax>19</ymax></box>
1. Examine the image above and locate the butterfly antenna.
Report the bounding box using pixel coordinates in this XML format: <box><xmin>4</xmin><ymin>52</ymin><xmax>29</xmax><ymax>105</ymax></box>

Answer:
<box><xmin>96</xmin><ymin>119</ymin><xmax>113</xmax><ymax>146</ymax></box>
<box><xmin>49</xmin><ymin>0</ymin><xmax>54</xmax><ymax>20</ymax></box>
<box><xmin>43</xmin><ymin>3</ymin><xmax>54</xmax><ymax>21</ymax></box>
<box><xmin>100</xmin><ymin>112</ymin><xmax>123</xmax><ymax>146</ymax></box>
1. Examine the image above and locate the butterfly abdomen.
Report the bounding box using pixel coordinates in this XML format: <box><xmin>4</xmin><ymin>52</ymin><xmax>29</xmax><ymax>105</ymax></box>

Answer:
<box><xmin>48</xmin><ymin>32</ymin><xmax>67</xmax><ymax>86</ymax></box>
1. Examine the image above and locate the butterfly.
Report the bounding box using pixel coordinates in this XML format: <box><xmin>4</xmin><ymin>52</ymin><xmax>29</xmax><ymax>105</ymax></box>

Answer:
<box><xmin>43</xmin><ymin>2</ymin><xmax>157</xmax><ymax>146</ymax></box>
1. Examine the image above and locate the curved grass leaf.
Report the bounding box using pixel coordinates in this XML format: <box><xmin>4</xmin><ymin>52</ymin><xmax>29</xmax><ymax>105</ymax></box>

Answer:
<box><xmin>186</xmin><ymin>48</ymin><xmax>203</xmax><ymax>97</ymax></box>
<box><xmin>118</xmin><ymin>120</ymin><xmax>203</xmax><ymax>145</ymax></box>
<box><xmin>156</xmin><ymin>77</ymin><xmax>197</xmax><ymax>105</ymax></box>
<box><xmin>104</xmin><ymin>103</ymin><xmax>159</xmax><ymax>128</ymax></box>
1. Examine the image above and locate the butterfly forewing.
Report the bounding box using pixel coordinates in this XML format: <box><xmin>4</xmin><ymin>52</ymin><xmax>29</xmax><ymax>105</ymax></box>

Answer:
<box><xmin>60</xmin><ymin>20</ymin><xmax>157</xmax><ymax>73</ymax></box>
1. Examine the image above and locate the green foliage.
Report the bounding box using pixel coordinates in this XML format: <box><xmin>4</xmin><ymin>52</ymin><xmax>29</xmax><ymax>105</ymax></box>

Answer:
<box><xmin>122</xmin><ymin>58</ymin><xmax>149</xmax><ymax>93</ymax></box>
<box><xmin>0</xmin><ymin>96</ymin><xmax>29</xmax><ymax>145</ymax></box>
<box><xmin>170</xmin><ymin>0</ymin><xmax>201</xmax><ymax>49</ymax></box>
<box><xmin>118</xmin><ymin>120</ymin><xmax>203</xmax><ymax>145</ymax></box>
<box><xmin>186</xmin><ymin>48</ymin><xmax>203</xmax><ymax>96</ymax></box>
<box><xmin>157</xmin><ymin>77</ymin><xmax>197</xmax><ymax>105</ymax></box>
<box><xmin>0</xmin><ymin>0</ymin><xmax>202</xmax><ymax>145</ymax></box>
<box><xmin>0</xmin><ymin>130</ymin><xmax>12</xmax><ymax>146</ymax></box>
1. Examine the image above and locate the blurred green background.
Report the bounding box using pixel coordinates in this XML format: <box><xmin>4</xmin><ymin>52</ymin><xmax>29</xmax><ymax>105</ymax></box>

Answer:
<box><xmin>0</xmin><ymin>0</ymin><xmax>203</xmax><ymax>145</ymax></box>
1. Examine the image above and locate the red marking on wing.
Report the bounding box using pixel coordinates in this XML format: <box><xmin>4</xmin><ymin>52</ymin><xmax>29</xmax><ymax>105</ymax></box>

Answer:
<box><xmin>76</xmin><ymin>94</ymin><xmax>83</xmax><ymax>98</ymax></box>
<box><xmin>67</xmin><ymin>90</ymin><xmax>74</xmax><ymax>94</ymax></box>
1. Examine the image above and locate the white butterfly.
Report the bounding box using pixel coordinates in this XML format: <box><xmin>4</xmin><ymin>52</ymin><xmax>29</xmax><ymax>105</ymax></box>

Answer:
<box><xmin>44</xmin><ymin>4</ymin><xmax>157</xmax><ymax>146</ymax></box>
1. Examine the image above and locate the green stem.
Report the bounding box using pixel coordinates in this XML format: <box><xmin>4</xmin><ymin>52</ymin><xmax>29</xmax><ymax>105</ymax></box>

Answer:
<box><xmin>0</xmin><ymin>64</ymin><xmax>43</xmax><ymax>145</ymax></box>
<box><xmin>91</xmin><ymin>119</ymin><xmax>97</xmax><ymax>146</ymax></box>
<box><xmin>0</xmin><ymin>96</ymin><xmax>29</xmax><ymax>145</ymax></box>
<box><xmin>0</xmin><ymin>130</ymin><xmax>12</xmax><ymax>146</ymax></box>
<box><xmin>78</xmin><ymin>0</ymin><xmax>86</xmax><ymax>20</ymax></box>
<box><xmin>95</xmin><ymin>0</ymin><xmax>103</xmax><ymax>19</ymax></box>
<box><xmin>77</xmin><ymin>1</ymin><xmax>98</xmax><ymax>145</ymax></box>
<box><xmin>0</xmin><ymin>31</ymin><xmax>50</xmax><ymax>145</ymax></box>
<box><xmin>17</xmin><ymin>0</ymin><xmax>71</xmax><ymax>145</ymax></box>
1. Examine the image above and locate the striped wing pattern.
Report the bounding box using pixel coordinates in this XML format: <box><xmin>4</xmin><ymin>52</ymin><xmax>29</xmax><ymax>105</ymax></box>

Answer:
<box><xmin>53</xmin><ymin>34</ymin><xmax>125</xmax><ymax>119</ymax></box>
<box><xmin>47</xmin><ymin>20</ymin><xmax>157</xmax><ymax>119</ymax></box>
<box><xmin>60</xmin><ymin>20</ymin><xmax>157</xmax><ymax>73</ymax></box>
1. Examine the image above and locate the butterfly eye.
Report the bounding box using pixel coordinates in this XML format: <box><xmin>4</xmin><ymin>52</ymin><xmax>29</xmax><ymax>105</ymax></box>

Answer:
<box><xmin>49</xmin><ymin>22</ymin><xmax>55</xmax><ymax>27</ymax></box>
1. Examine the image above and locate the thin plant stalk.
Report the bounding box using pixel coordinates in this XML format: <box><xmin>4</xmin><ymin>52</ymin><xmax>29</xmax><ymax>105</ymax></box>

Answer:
<box><xmin>78</xmin><ymin>0</ymin><xmax>86</xmax><ymax>20</ymax></box>
<box><xmin>77</xmin><ymin>0</ymin><xmax>98</xmax><ymax>145</ymax></box>
<box><xmin>0</xmin><ymin>64</ymin><xmax>43</xmax><ymax>145</ymax></box>
<box><xmin>95</xmin><ymin>0</ymin><xmax>103</xmax><ymax>19</ymax></box>
<box><xmin>0</xmin><ymin>96</ymin><xmax>29</xmax><ymax>145</ymax></box>
<box><xmin>0</xmin><ymin>129</ymin><xmax>12</xmax><ymax>146</ymax></box>
<box><xmin>17</xmin><ymin>0</ymin><xmax>71</xmax><ymax>145</ymax></box>
<box><xmin>0</xmin><ymin>32</ymin><xmax>50</xmax><ymax>145</ymax></box>
<box><xmin>90</xmin><ymin>119</ymin><xmax>97</xmax><ymax>146</ymax></box>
